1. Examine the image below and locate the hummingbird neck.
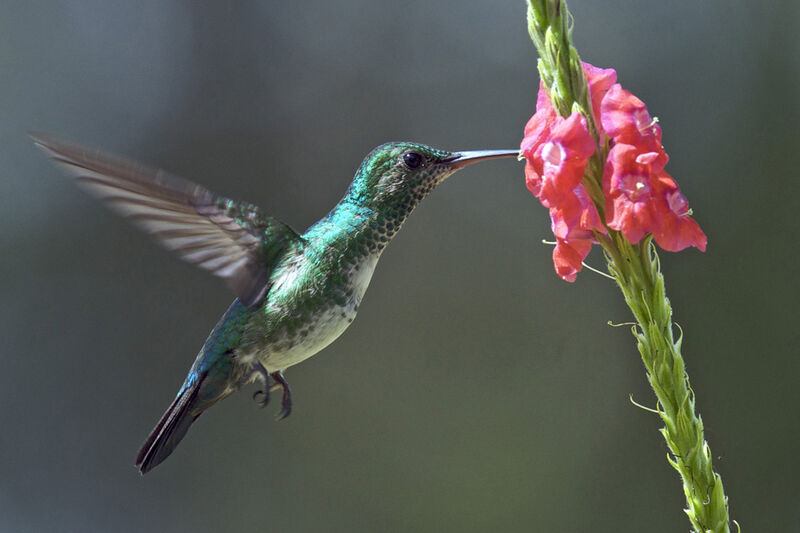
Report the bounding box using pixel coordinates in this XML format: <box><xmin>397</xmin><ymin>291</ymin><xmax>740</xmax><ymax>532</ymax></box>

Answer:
<box><xmin>303</xmin><ymin>195</ymin><xmax>406</xmax><ymax>261</ymax></box>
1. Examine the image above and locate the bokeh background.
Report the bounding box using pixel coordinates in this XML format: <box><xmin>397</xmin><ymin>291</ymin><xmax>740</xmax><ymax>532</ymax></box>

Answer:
<box><xmin>1</xmin><ymin>1</ymin><xmax>798</xmax><ymax>531</ymax></box>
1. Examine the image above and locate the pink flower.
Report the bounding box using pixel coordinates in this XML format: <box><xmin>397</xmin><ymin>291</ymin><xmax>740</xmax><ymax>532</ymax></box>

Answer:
<box><xmin>549</xmin><ymin>184</ymin><xmax>605</xmax><ymax>242</ymax></box>
<box><xmin>553</xmin><ymin>238</ymin><xmax>592</xmax><ymax>283</ymax></box>
<box><xmin>603</xmin><ymin>143</ymin><xmax>659</xmax><ymax>243</ymax></box>
<box><xmin>651</xmin><ymin>174</ymin><xmax>708</xmax><ymax>252</ymax></box>
<box><xmin>521</xmin><ymin>70</ymin><xmax>607</xmax><ymax>282</ymax></box>
<box><xmin>520</xmin><ymin>91</ymin><xmax>597</xmax><ymax>217</ymax></box>
<box><xmin>521</xmin><ymin>62</ymin><xmax>707</xmax><ymax>281</ymax></box>
<box><xmin>601</xmin><ymin>84</ymin><xmax>668</xmax><ymax>171</ymax></box>
<box><xmin>549</xmin><ymin>185</ymin><xmax>606</xmax><ymax>282</ymax></box>
<box><xmin>600</xmin><ymin>84</ymin><xmax>706</xmax><ymax>252</ymax></box>
<box><xmin>534</xmin><ymin>113</ymin><xmax>596</xmax><ymax>207</ymax></box>
<box><xmin>521</xmin><ymin>103</ymin><xmax>602</xmax><ymax>282</ymax></box>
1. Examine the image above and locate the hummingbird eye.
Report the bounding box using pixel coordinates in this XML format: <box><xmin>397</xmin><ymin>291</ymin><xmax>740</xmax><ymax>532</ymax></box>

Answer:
<box><xmin>402</xmin><ymin>152</ymin><xmax>423</xmax><ymax>169</ymax></box>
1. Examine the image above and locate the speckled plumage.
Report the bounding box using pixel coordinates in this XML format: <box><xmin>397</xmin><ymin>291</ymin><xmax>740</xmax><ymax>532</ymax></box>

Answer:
<box><xmin>32</xmin><ymin>134</ymin><xmax>517</xmax><ymax>473</ymax></box>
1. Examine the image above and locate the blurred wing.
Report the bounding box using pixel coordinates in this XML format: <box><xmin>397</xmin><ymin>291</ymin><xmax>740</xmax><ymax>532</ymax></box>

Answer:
<box><xmin>31</xmin><ymin>132</ymin><xmax>302</xmax><ymax>307</ymax></box>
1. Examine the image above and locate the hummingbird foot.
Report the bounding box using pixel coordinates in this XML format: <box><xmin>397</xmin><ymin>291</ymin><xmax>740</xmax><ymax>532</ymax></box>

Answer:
<box><xmin>269</xmin><ymin>370</ymin><xmax>292</xmax><ymax>420</ymax></box>
<box><xmin>248</xmin><ymin>361</ymin><xmax>272</xmax><ymax>408</ymax></box>
<box><xmin>248</xmin><ymin>363</ymin><xmax>292</xmax><ymax>419</ymax></box>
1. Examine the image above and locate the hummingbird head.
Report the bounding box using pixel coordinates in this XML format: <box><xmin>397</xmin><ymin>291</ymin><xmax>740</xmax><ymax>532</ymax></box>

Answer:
<box><xmin>347</xmin><ymin>142</ymin><xmax>518</xmax><ymax>215</ymax></box>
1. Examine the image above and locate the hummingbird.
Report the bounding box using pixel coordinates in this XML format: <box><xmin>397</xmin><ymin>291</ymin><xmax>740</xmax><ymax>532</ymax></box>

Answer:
<box><xmin>31</xmin><ymin>133</ymin><xmax>517</xmax><ymax>473</ymax></box>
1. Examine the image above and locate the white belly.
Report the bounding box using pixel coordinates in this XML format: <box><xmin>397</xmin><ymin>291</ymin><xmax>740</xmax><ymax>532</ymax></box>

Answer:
<box><xmin>263</xmin><ymin>253</ymin><xmax>379</xmax><ymax>371</ymax></box>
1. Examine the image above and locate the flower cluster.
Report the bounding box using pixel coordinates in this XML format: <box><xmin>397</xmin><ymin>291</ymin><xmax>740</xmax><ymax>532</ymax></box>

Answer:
<box><xmin>521</xmin><ymin>62</ymin><xmax>706</xmax><ymax>282</ymax></box>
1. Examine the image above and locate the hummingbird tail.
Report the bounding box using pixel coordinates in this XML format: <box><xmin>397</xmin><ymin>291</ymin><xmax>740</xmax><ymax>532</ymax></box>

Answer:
<box><xmin>135</xmin><ymin>372</ymin><xmax>208</xmax><ymax>474</ymax></box>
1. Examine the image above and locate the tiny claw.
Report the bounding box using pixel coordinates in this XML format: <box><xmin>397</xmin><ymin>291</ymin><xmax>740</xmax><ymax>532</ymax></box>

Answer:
<box><xmin>248</xmin><ymin>360</ymin><xmax>271</xmax><ymax>408</ymax></box>
<box><xmin>275</xmin><ymin>398</ymin><xmax>292</xmax><ymax>420</ymax></box>
<box><xmin>253</xmin><ymin>388</ymin><xmax>270</xmax><ymax>408</ymax></box>
<box><xmin>269</xmin><ymin>370</ymin><xmax>293</xmax><ymax>420</ymax></box>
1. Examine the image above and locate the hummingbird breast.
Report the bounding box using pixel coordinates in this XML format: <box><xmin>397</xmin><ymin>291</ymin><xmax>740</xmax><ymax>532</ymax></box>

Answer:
<box><xmin>246</xmin><ymin>250</ymin><xmax>380</xmax><ymax>372</ymax></box>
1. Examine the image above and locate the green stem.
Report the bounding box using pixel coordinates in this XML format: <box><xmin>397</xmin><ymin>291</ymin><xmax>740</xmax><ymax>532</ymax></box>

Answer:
<box><xmin>603</xmin><ymin>236</ymin><xmax>731</xmax><ymax>533</ymax></box>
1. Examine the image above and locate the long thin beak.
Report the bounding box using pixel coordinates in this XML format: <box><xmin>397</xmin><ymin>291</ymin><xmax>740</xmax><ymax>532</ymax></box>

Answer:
<box><xmin>444</xmin><ymin>149</ymin><xmax>520</xmax><ymax>170</ymax></box>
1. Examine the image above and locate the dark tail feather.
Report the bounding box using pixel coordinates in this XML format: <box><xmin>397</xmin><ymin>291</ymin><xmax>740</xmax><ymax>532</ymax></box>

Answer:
<box><xmin>135</xmin><ymin>373</ymin><xmax>206</xmax><ymax>474</ymax></box>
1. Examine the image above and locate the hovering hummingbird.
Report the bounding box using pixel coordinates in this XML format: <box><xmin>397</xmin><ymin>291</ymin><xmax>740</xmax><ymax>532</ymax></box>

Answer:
<box><xmin>32</xmin><ymin>133</ymin><xmax>517</xmax><ymax>473</ymax></box>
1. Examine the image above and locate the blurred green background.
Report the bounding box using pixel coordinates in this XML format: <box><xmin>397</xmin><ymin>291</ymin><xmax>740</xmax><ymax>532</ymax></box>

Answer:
<box><xmin>1</xmin><ymin>1</ymin><xmax>798</xmax><ymax>531</ymax></box>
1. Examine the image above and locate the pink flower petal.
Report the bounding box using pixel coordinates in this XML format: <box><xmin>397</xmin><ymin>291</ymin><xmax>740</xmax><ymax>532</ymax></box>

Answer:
<box><xmin>582</xmin><ymin>62</ymin><xmax>617</xmax><ymax>129</ymax></box>
<box><xmin>653</xmin><ymin>212</ymin><xmax>707</xmax><ymax>252</ymax></box>
<box><xmin>537</xmin><ymin>112</ymin><xmax>595</xmax><ymax>206</ymax></box>
<box><xmin>553</xmin><ymin>238</ymin><xmax>593</xmax><ymax>282</ymax></box>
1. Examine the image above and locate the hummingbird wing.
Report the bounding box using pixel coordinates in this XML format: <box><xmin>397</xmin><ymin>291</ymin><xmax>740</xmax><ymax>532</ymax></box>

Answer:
<box><xmin>31</xmin><ymin>132</ymin><xmax>302</xmax><ymax>307</ymax></box>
